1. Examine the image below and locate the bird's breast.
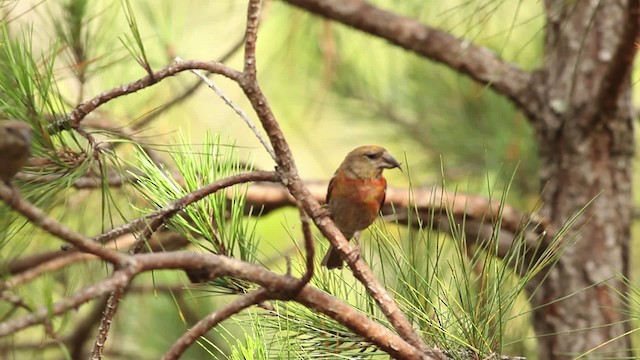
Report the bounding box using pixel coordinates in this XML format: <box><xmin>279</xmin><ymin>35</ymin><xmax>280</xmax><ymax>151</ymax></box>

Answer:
<box><xmin>328</xmin><ymin>175</ymin><xmax>386</xmax><ymax>238</ymax></box>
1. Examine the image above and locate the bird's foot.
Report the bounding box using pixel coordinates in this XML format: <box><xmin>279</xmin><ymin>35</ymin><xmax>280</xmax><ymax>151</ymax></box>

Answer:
<box><xmin>7</xmin><ymin>184</ymin><xmax>21</xmax><ymax>206</ymax></box>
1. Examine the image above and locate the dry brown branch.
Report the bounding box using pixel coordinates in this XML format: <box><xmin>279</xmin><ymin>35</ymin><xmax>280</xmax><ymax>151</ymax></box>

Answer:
<box><xmin>90</xmin><ymin>287</ymin><xmax>128</xmax><ymax>360</ymax></box>
<box><xmin>234</xmin><ymin>0</ymin><xmax>432</xmax><ymax>354</ymax></box>
<box><xmin>0</xmin><ymin>183</ymin><xmax>128</xmax><ymax>265</ymax></box>
<box><xmin>596</xmin><ymin>0</ymin><xmax>640</xmax><ymax>116</ymax></box>
<box><xmin>161</xmin><ymin>288</ymin><xmax>270</xmax><ymax>360</ymax></box>
<box><xmin>0</xmin><ymin>270</ymin><xmax>133</xmax><ymax>337</ymax></box>
<box><xmin>3</xmin><ymin>230</ymin><xmax>188</xmax><ymax>290</ymax></box>
<box><xmin>52</xmin><ymin>60</ymin><xmax>242</xmax><ymax>132</ymax></box>
<box><xmin>68</xmin><ymin>295</ymin><xmax>110</xmax><ymax>360</ymax></box>
<box><xmin>136</xmin><ymin>251</ymin><xmax>443</xmax><ymax>360</ymax></box>
<box><xmin>296</xmin><ymin>204</ymin><xmax>315</xmax><ymax>287</ymax></box>
<box><xmin>133</xmin><ymin>34</ymin><xmax>246</xmax><ymax>130</ymax></box>
<box><xmin>0</xmin><ymin>250</ymin><xmax>443</xmax><ymax>360</ymax></box>
<box><xmin>244</xmin><ymin>181</ymin><xmax>550</xmax><ymax>274</ymax></box>
<box><xmin>281</xmin><ymin>0</ymin><xmax>534</xmax><ymax>117</ymax></box>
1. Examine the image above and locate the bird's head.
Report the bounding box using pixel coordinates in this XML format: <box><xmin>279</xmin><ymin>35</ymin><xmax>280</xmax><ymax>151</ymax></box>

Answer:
<box><xmin>339</xmin><ymin>145</ymin><xmax>401</xmax><ymax>179</ymax></box>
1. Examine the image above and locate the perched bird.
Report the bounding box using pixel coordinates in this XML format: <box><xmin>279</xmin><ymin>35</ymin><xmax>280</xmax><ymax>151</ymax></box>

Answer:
<box><xmin>321</xmin><ymin>145</ymin><xmax>401</xmax><ymax>269</ymax></box>
<box><xmin>0</xmin><ymin>120</ymin><xmax>32</xmax><ymax>184</ymax></box>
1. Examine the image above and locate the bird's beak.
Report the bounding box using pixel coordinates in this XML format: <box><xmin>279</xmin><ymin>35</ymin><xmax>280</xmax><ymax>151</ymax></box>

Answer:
<box><xmin>381</xmin><ymin>152</ymin><xmax>402</xmax><ymax>170</ymax></box>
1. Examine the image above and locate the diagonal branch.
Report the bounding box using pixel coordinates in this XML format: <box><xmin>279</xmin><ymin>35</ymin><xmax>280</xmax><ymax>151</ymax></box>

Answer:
<box><xmin>127</xmin><ymin>170</ymin><xmax>279</xmax><ymax>253</ymax></box>
<box><xmin>161</xmin><ymin>288</ymin><xmax>270</xmax><ymax>360</ymax></box>
<box><xmin>595</xmin><ymin>0</ymin><xmax>640</xmax><ymax>116</ymax></box>
<box><xmin>237</xmin><ymin>0</ymin><xmax>432</xmax><ymax>355</ymax></box>
<box><xmin>243</xmin><ymin>181</ymin><xmax>551</xmax><ymax>274</ymax></box>
<box><xmin>0</xmin><ymin>251</ymin><xmax>442</xmax><ymax>360</ymax></box>
<box><xmin>137</xmin><ymin>251</ymin><xmax>443</xmax><ymax>360</ymax></box>
<box><xmin>0</xmin><ymin>183</ymin><xmax>127</xmax><ymax>265</ymax></box>
<box><xmin>0</xmin><ymin>270</ymin><xmax>133</xmax><ymax>337</ymax></box>
<box><xmin>54</xmin><ymin>60</ymin><xmax>241</xmax><ymax>131</ymax></box>
<box><xmin>89</xmin><ymin>171</ymin><xmax>279</xmax><ymax>359</ymax></box>
<box><xmin>281</xmin><ymin>0</ymin><xmax>534</xmax><ymax>116</ymax></box>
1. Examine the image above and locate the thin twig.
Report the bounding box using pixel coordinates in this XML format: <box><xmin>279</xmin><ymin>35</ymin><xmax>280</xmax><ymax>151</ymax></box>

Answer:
<box><xmin>296</xmin><ymin>203</ymin><xmax>315</xmax><ymax>287</ymax></box>
<box><xmin>55</xmin><ymin>60</ymin><xmax>242</xmax><ymax>130</ymax></box>
<box><xmin>0</xmin><ymin>270</ymin><xmax>133</xmax><ymax>337</ymax></box>
<box><xmin>161</xmin><ymin>288</ymin><xmax>270</xmax><ymax>360</ymax></box>
<box><xmin>134</xmin><ymin>36</ymin><xmax>246</xmax><ymax>130</ymax></box>
<box><xmin>128</xmin><ymin>170</ymin><xmax>279</xmax><ymax>253</ymax></box>
<box><xmin>0</xmin><ymin>183</ymin><xmax>127</xmax><ymax>265</ymax></box>
<box><xmin>90</xmin><ymin>287</ymin><xmax>129</xmax><ymax>360</ymax></box>
<box><xmin>55</xmin><ymin>171</ymin><xmax>278</xmax><ymax>252</ymax></box>
<box><xmin>175</xmin><ymin>56</ymin><xmax>276</xmax><ymax>161</ymax></box>
<box><xmin>68</xmin><ymin>295</ymin><xmax>110</xmax><ymax>360</ymax></box>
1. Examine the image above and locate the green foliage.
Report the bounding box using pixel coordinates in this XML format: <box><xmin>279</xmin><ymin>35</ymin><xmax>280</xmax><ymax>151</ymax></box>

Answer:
<box><xmin>119</xmin><ymin>0</ymin><xmax>152</xmax><ymax>71</ymax></box>
<box><xmin>131</xmin><ymin>132</ymin><xmax>258</xmax><ymax>289</ymax></box>
<box><xmin>243</xmin><ymin>169</ymin><xmax>573</xmax><ymax>359</ymax></box>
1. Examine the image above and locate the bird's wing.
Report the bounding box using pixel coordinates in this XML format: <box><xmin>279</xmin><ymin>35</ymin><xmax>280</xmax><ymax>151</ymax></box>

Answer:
<box><xmin>326</xmin><ymin>174</ymin><xmax>336</xmax><ymax>204</ymax></box>
<box><xmin>379</xmin><ymin>177</ymin><xmax>388</xmax><ymax>210</ymax></box>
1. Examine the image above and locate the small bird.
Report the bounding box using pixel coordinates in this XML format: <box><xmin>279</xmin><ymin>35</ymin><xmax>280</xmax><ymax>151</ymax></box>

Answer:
<box><xmin>0</xmin><ymin>120</ymin><xmax>32</xmax><ymax>184</ymax></box>
<box><xmin>321</xmin><ymin>145</ymin><xmax>401</xmax><ymax>269</ymax></box>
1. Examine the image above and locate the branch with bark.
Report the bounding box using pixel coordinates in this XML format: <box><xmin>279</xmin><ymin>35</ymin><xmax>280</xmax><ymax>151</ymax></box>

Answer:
<box><xmin>281</xmin><ymin>0</ymin><xmax>534</xmax><ymax>117</ymax></box>
<box><xmin>0</xmin><ymin>1</ymin><xmax>558</xmax><ymax>359</ymax></box>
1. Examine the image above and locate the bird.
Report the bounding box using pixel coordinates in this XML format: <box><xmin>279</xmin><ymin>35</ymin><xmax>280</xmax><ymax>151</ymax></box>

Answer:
<box><xmin>0</xmin><ymin>120</ymin><xmax>32</xmax><ymax>184</ymax></box>
<box><xmin>321</xmin><ymin>145</ymin><xmax>401</xmax><ymax>269</ymax></box>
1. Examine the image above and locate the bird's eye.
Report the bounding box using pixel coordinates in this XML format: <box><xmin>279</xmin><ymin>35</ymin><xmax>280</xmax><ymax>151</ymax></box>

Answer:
<box><xmin>365</xmin><ymin>153</ymin><xmax>378</xmax><ymax>159</ymax></box>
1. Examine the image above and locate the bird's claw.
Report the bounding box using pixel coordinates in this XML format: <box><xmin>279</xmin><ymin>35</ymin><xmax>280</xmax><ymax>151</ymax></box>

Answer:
<box><xmin>9</xmin><ymin>185</ymin><xmax>21</xmax><ymax>206</ymax></box>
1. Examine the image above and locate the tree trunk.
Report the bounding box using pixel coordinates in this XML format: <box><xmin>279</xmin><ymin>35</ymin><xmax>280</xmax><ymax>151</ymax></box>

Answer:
<box><xmin>279</xmin><ymin>0</ymin><xmax>639</xmax><ymax>358</ymax></box>
<box><xmin>526</xmin><ymin>1</ymin><xmax>635</xmax><ymax>358</ymax></box>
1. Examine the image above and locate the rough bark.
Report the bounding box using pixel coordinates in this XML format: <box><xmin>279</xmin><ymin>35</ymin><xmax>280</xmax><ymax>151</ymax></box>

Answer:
<box><xmin>281</xmin><ymin>0</ymin><xmax>639</xmax><ymax>358</ymax></box>
<box><xmin>525</xmin><ymin>1</ymin><xmax>637</xmax><ymax>358</ymax></box>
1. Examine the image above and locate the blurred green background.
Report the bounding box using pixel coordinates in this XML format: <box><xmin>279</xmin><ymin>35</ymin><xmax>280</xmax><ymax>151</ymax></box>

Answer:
<box><xmin>2</xmin><ymin>0</ymin><xmax>639</xmax><ymax>359</ymax></box>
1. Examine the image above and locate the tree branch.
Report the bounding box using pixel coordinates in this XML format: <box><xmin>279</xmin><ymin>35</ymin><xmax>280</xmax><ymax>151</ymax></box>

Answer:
<box><xmin>596</xmin><ymin>0</ymin><xmax>640</xmax><ymax>115</ymax></box>
<box><xmin>54</xmin><ymin>60</ymin><xmax>242</xmax><ymax>130</ymax></box>
<box><xmin>127</xmin><ymin>170</ymin><xmax>279</xmax><ymax>253</ymax></box>
<box><xmin>236</xmin><ymin>0</ymin><xmax>431</xmax><ymax>352</ymax></box>
<box><xmin>137</xmin><ymin>251</ymin><xmax>443</xmax><ymax>360</ymax></box>
<box><xmin>133</xmin><ymin>35</ymin><xmax>246</xmax><ymax>130</ymax></box>
<box><xmin>281</xmin><ymin>0</ymin><xmax>534</xmax><ymax>115</ymax></box>
<box><xmin>1</xmin><ymin>250</ymin><xmax>444</xmax><ymax>359</ymax></box>
<box><xmin>0</xmin><ymin>270</ymin><xmax>134</xmax><ymax>337</ymax></box>
<box><xmin>244</xmin><ymin>181</ymin><xmax>551</xmax><ymax>273</ymax></box>
<box><xmin>0</xmin><ymin>183</ymin><xmax>128</xmax><ymax>265</ymax></box>
<box><xmin>161</xmin><ymin>288</ymin><xmax>270</xmax><ymax>360</ymax></box>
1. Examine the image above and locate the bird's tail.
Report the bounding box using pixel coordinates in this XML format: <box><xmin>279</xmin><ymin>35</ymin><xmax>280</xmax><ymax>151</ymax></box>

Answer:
<box><xmin>321</xmin><ymin>246</ymin><xmax>343</xmax><ymax>270</ymax></box>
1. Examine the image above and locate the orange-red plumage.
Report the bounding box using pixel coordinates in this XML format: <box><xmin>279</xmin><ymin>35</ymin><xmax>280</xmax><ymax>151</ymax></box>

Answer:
<box><xmin>322</xmin><ymin>145</ymin><xmax>401</xmax><ymax>269</ymax></box>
